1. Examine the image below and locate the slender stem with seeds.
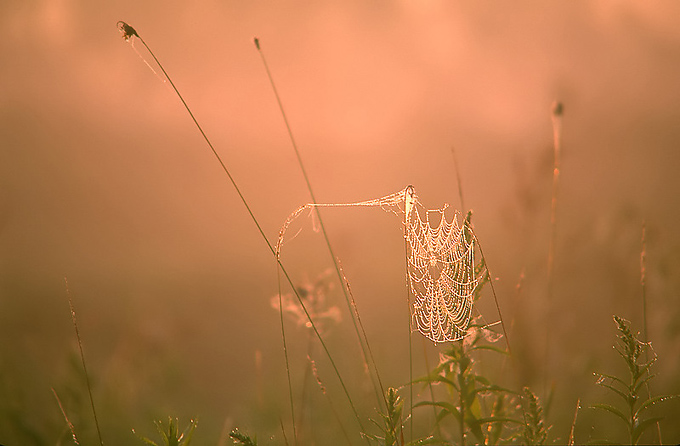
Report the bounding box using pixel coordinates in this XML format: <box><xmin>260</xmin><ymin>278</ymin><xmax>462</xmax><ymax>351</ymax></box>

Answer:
<box><xmin>641</xmin><ymin>222</ymin><xmax>649</xmax><ymax>350</ymax></box>
<box><xmin>53</xmin><ymin>388</ymin><xmax>80</xmax><ymax>445</ymax></box>
<box><xmin>567</xmin><ymin>398</ymin><xmax>580</xmax><ymax>446</ymax></box>
<box><xmin>117</xmin><ymin>22</ymin><xmax>366</xmax><ymax>437</ymax></box>
<box><xmin>64</xmin><ymin>278</ymin><xmax>104</xmax><ymax>446</ymax></box>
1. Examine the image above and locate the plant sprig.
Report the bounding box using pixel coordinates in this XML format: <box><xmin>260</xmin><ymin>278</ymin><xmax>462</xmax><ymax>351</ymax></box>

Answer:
<box><xmin>135</xmin><ymin>417</ymin><xmax>197</xmax><ymax>446</ymax></box>
<box><xmin>590</xmin><ymin>316</ymin><xmax>678</xmax><ymax>445</ymax></box>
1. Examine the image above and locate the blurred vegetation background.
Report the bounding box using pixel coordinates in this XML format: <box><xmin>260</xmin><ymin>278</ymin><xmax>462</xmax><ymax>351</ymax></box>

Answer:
<box><xmin>1</xmin><ymin>1</ymin><xmax>679</xmax><ymax>444</ymax></box>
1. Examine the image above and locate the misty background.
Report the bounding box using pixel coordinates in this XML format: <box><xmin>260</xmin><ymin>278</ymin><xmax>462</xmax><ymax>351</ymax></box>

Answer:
<box><xmin>1</xmin><ymin>1</ymin><xmax>679</xmax><ymax>444</ymax></box>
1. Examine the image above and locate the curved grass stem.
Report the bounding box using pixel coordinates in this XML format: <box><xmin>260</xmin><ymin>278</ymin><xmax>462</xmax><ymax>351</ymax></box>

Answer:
<box><xmin>254</xmin><ymin>37</ymin><xmax>387</xmax><ymax>412</ymax></box>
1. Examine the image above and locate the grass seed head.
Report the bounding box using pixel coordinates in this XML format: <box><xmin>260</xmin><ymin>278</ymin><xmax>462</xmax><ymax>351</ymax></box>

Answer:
<box><xmin>117</xmin><ymin>21</ymin><xmax>139</xmax><ymax>41</ymax></box>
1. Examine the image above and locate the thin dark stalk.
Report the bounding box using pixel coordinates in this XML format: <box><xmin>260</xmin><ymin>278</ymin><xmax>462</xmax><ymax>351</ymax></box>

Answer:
<box><xmin>474</xmin><ymin>239</ymin><xmax>512</xmax><ymax>355</ymax></box>
<box><xmin>640</xmin><ymin>222</ymin><xmax>662</xmax><ymax>444</ymax></box>
<box><xmin>52</xmin><ymin>388</ymin><xmax>80</xmax><ymax>445</ymax></box>
<box><xmin>277</xmin><ymin>267</ymin><xmax>298</xmax><ymax>445</ymax></box>
<box><xmin>117</xmin><ymin>22</ymin><xmax>365</xmax><ymax>435</ymax></box>
<box><xmin>420</xmin><ymin>336</ymin><xmax>442</xmax><ymax>440</ymax></box>
<box><xmin>254</xmin><ymin>37</ymin><xmax>386</xmax><ymax>411</ymax></box>
<box><xmin>459</xmin><ymin>343</ymin><xmax>466</xmax><ymax>446</ymax></box>
<box><xmin>547</xmin><ymin>102</ymin><xmax>562</xmax><ymax>302</ymax></box>
<box><xmin>404</xmin><ymin>222</ymin><xmax>414</xmax><ymax>443</ymax></box>
<box><xmin>336</xmin><ymin>260</ymin><xmax>387</xmax><ymax>409</ymax></box>
<box><xmin>451</xmin><ymin>146</ymin><xmax>509</xmax><ymax>353</ymax></box>
<box><xmin>298</xmin><ymin>331</ymin><xmax>314</xmax><ymax>443</ymax></box>
<box><xmin>279</xmin><ymin>417</ymin><xmax>291</xmax><ymax>446</ymax></box>
<box><xmin>567</xmin><ymin>398</ymin><xmax>579</xmax><ymax>446</ymax></box>
<box><xmin>543</xmin><ymin>101</ymin><xmax>562</xmax><ymax>393</ymax></box>
<box><xmin>450</xmin><ymin>146</ymin><xmax>465</xmax><ymax>212</ymax></box>
<box><xmin>641</xmin><ymin>222</ymin><xmax>649</xmax><ymax>352</ymax></box>
<box><xmin>63</xmin><ymin>278</ymin><xmax>104</xmax><ymax>446</ymax></box>
<box><xmin>309</xmin><ymin>356</ymin><xmax>354</xmax><ymax>446</ymax></box>
<box><xmin>499</xmin><ymin>269</ymin><xmax>524</xmax><ymax>377</ymax></box>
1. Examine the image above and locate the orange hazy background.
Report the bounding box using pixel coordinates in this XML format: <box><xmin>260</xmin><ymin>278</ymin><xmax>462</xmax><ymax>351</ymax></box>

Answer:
<box><xmin>1</xmin><ymin>1</ymin><xmax>679</xmax><ymax>444</ymax></box>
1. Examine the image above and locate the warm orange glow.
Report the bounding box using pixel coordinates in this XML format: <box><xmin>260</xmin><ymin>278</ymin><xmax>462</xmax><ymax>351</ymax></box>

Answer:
<box><xmin>1</xmin><ymin>2</ymin><xmax>679</xmax><ymax>443</ymax></box>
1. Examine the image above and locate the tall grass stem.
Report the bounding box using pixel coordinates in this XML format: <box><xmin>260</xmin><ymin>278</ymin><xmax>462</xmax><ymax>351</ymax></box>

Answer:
<box><xmin>543</xmin><ymin>101</ymin><xmax>562</xmax><ymax>393</ymax></box>
<box><xmin>640</xmin><ymin>222</ymin><xmax>662</xmax><ymax>444</ymax></box>
<box><xmin>474</xmin><ymin>239</ymin><xmax>512</xmax><ymax>355</ymax></box>
<box><xmin>254</xmin><ymin>37</ymin><xmax>386</xmax><ymax>411</ymax></box>
<box><xmin>450</xmin><ymin>146</ymin><xmax>465</xmax><ymax>212</ymax></box>
<box><xmin>276</xmin><ymin>267</ymin><xmax>298</xmax><ymax>445</ymax></box>
<box><xmin>52</xmin><ymin>387</ymin><xmax>80</xmax><ymax>445</ymax></box>
<box><xmin>547</xmin><ymin>103</ymin><xmax>562</xmax><ymax>296</ymax></box>
<box><xmin>64</xmin><ymin>277</ymin><xmax>104</xmax><ymax>446</ymax></box>
<box><xmin>403</xmin><ymin>220</ymin><xmax>414</xmax><ymax>442</ymax></box>
<box><xmin>567</xmin><ymin>398</ymin><xmax>579</xmax><ymax>445</ymax></box>
<box><xmin>118</xmin><ymin>22</ymin><xmax>366</xmax><ymax>436</ymax></box>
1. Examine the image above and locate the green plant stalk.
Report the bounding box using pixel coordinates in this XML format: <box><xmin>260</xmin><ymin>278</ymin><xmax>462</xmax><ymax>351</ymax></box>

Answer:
<box><xmin>543</xmin><ymin>101</ymin><xmax>562</xmax><ymax>394</ymax></box>
<box><xmin>458</xmin><ymin>349</ymin><xmax>466</xmax><ymax>446</ymax></box>
<box><xmin>640</xmin><ymin>223</ymin><xmax>662</xmax><ymax>444</ymax></box>
<box><xmin>413</xmin><ymin>319</ymin><xmax>522</xmax><ymax>446</ymax></box>
<box><xmin>419</xmin><ymin>337</ymin><xmax>443</xmax><ymax>441</ymax></box>
<box><xmin>592</xmin><ymin>316</ymin><xmax>678</xmax><ymax>445</ymax></box>
<box><xmin>254</xmin><ymin>37</ymin><xmax>387</xmax><ymax>412</ymax></box>
<box><xmin>521</xmin><ymin>387</ymin><xmax>548</xmax><ymax>445</ymax></box>
<box><xmin>473</xmin><ymin>236</ymin><xmax>511</xmax><ymax>355</ymax></box>
<box><xmin>117</xmin><ymin>22</ymin><xmax>366</xmax><ymax>436</ymax></box>
<box><xmin>567</xmin><ymin>398</ymin><xmax>579</xmax><ymax>446</ymax></box>
<box><xmin>230</xmin><ymin>428</ymin><xmax>258</xmax><ymax>446</ymax></box>
<box><xmin>404</xmin><ymin>220</ymin><xmax>414</xmax><ymax>444</ymax></box>
<box><xmin>276</xmin><ymin>266</ymin><xmax>297</xmax><ymax>444</ymax></box>
<box><xmin>135</xmin><ymin>417</ymin><xmax>197</xmax><ymax>446</ymax></box>
<box><xmin>64</xmin><ymin>277</ymin><xmax>104</xmax><ymax>446</ymax></box>
<box><xmin>52</xmin><ymin>388</ymin><xmax>80</xmax><ymax>445</ymax></box>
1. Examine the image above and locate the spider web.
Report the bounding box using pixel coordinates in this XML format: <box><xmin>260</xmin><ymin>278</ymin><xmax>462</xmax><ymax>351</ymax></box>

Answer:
<box><xmin>277</xmin><ymin>185</ymin><xmax>479</xmax><ymax>344</ymax></box>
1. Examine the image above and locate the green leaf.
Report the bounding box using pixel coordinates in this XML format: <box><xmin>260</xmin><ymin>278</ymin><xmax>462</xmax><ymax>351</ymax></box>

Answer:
<box><xmin>591</xmin><ymin>403</ymin><xmax>628</xmax><ymax>426</ymax></box>
<box><xmin>413</xmin><ymin>374</ymin><xmax>456</xmax><ymax>388</ymax></box>
<box><xmin>229</xmin><ymin>428</ymin><xmax>258</xmax><ymax>446</ymax></box>
<box><xmin>585</xmin><ymin>439</ymin><xmax>620</xmax><ymax>445</ymax></box>
<box><xmin>468</xmin><ymin>344</ymin><xmax>509</xmax><ymax>355</ymax></box>
<box><xmin>632</xmin><ymin>373</ymin><xmax>656</xmax><ymax>395</ymax></box>
<box><xmin>405</xmin><ymin>436</ymin><xmax>445</xmax><ymax>446</ymax></box>
<box><xmin>487</xmin><ymin>394</ymin><xmax>511</xmax><ymax>446</ymax></box>
<box><xmin>473</xmin><ymin>375</ymin><xmax>491</xmax><ymax>386</ymax></box>
<box><xmin>472</xmin><ymin>384</ymin><xmax>514</xmax><ymax>396</ymax></box>
<box><xmin>468</xmin><ymin>393</ymin><xmax>483</xmax><ymax>419</ymax></box>
<box><xmin>594</xmin><ymin>372</ymin><xmax>626</xmax><ymax>389</ymax></box>
<box><xmin>465</xmin><ymin>412</ymin><xmax>486</xmax><ymax>444</ymax></box>
<box><xmin>135</xmin><ymin>434</ymin><xmax>159</xmax><ymax>446</ymax></box>
<box><xmin>476</xmin><ymin>416</ymin><xmax>523</xmax><ymax>425</ymax></box>
<box><xmin>632</xmin><ymin>416</ymin><xmax>663</xmax><ymax>445</ymax></box>
<box><xmin>414</xmin><ymin>401</ymin><xmax>462</xmax><ymax>423</ymax></box>
<box><xmin>597</xmin><ymin>381</ymin><xmax>629</xmax><ymax>403</ymax></box>
<box><xmin>635</xmin><ymin>394</ymin><xmax>679</xmax><ymax>417</ymax></box>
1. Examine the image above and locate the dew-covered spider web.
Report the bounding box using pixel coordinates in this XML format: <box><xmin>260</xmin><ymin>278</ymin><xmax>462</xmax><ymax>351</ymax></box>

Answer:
<box><xmin>277</xmin><ymin>185</ymin><xmax>481</xmax><ymax>344</ymax></box>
